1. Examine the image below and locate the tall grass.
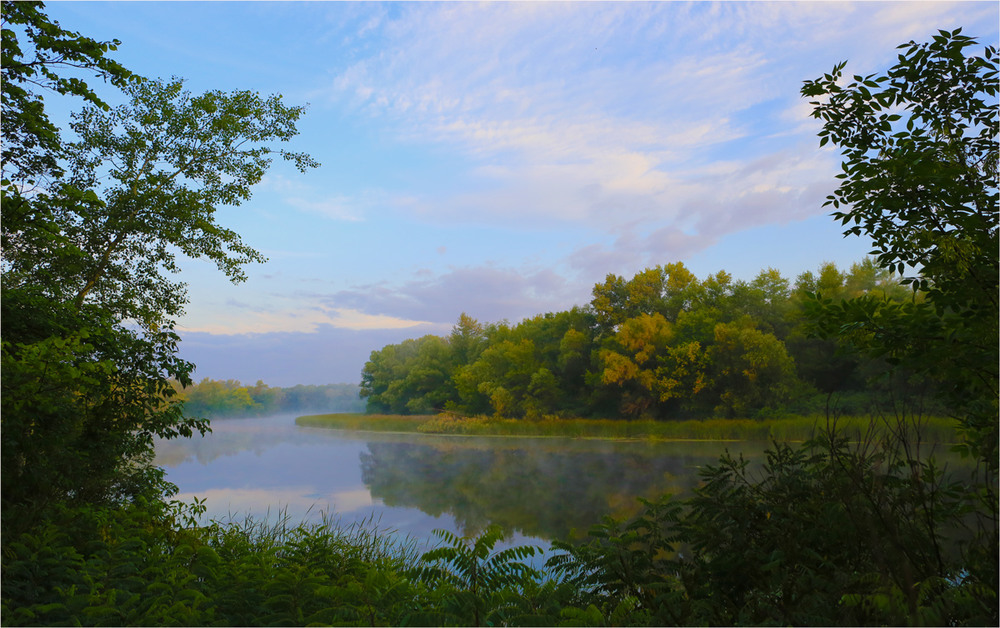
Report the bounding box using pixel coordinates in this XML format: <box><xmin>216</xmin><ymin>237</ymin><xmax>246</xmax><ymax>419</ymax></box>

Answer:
<box><xmin>296</xmin><ymin>412</ymin><xmax>960</xmax><ymax>443</ymax></box>
<box><xmin>204</xmin><ymin>507</ymin><xmax>421</xmax><ymax>569</ymax></box>
<box><xmin>296</xmin><ymin>413</ymin><xmax>435</xmax><ymax>432</ymax></box>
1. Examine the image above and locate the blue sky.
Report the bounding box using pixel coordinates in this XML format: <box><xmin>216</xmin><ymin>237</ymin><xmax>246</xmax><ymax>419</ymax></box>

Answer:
<box><xmin>44</xmin><ymin>1</ymin><xmax>999</xmax><ymax>386</ymax></box>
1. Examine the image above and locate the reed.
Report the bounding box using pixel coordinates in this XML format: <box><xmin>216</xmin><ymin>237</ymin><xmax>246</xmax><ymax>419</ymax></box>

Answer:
<box><xmin>296</xmin><ymin>413</ymin><xmax>435</xmax><ymax>432</ymax></box>
<box><xmin>297</xmin><ymin>412</ymin><xmax>960</xmax><ymax>443</ymax></box>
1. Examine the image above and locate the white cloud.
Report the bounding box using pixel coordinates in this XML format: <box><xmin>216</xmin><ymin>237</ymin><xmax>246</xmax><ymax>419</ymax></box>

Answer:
<box><xmin>325</xmin><ymin>264</ymin><xmax>587</xmax><ymax>326</ymax></box>
<box><xmin>305</xmin><ymin>0</ymin><xmax>878</xmax><ymax>267</ymax></box>
<box><xmin>328</xmin><ymin>308</ymin><xmax>431</xmax><ymax>331</ymax></box>
<box><xmin>178</xmin><ymin>302</ymin><xmax>432</xmax><ymax>335</ymax></box>
<box><xmin>286</xmin><ymin>196</ymin><xmax>365</xmax><ymax>222</ymax></box>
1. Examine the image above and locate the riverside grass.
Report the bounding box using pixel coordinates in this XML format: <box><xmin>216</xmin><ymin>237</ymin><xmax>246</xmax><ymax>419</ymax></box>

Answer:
<box><xmin>296</xmin><ymin>412</ymin><xmax>960</xmax><ymax>443</ymax></box>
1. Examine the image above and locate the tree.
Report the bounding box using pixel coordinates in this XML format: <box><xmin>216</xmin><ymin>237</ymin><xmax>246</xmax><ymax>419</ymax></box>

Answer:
<box><xmin>1</xmin><ymin>3</ymin><xmax>317</xmax><ymax>524</ymax></box>
<box><xmin>454</xmin><ymin>338</ymin><xmax>541</xmax><ymax>418</ymax></box>
<box><xmin>801</xmin><ymin>27</ymin><xmax>997</xmax><ymax>604</ymax></box>
<box><xmin>598</xmin><ymin>313</ymin><xmax>709</xmax><ymax>418</ymax></box>
<box><xmin>4</xmin><ymin>76</ymin><xmax>318</xmax><ymax>327</ymax></box>
<box><xmin>590</xmin><ymin>262</ymin><xmax>700</xmax><ymax>333</ymax></box>
<box><xmin>449</xmin><ymin>312</ymin><xmax>488</xmax><ymax>367</ymax></box>
<box><xmin>361</xmin><ymin>336</ymin><xmax>457</xmax><ymax>414</ymax></box>
<box><xmin>801</xmin><ymin>29</ymin><xmax>998</xmax><ymax>467</ymax></box>
<box><xmin>708</xmin><ymin>319</ymin><xmax>798</xmax><ymax>418</ymax></box>
<box><xmin>1</xmin><ymin>0</ymin><xmax>131</xmax><ymax>187</ymax></box>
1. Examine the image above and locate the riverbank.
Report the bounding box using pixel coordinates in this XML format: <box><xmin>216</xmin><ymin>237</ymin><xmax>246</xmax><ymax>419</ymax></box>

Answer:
<box><xmin>295</xmin><ymin>412</ymin><xmax>959</xmax><ymax>443</ymax></box>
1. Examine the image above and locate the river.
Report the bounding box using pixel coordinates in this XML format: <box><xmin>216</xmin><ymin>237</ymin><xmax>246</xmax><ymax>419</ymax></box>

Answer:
<box><xmin>153</xmin><ymin>413</ymin><xmax>767</xmax><ymax>552</ymax></box>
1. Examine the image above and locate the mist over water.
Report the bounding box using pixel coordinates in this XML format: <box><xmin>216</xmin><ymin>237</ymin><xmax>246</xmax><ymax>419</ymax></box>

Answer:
<box><xmin>153</xmin><ymin>414</ymin><xmax>765</xmax><ymax>551</ymax></box>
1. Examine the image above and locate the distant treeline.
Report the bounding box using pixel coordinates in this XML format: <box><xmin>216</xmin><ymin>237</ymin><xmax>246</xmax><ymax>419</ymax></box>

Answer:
<box><xmin>362</xmin><ymin>259</ymin><xmax>942</xmax><ymax>420</ymax></box>
<box><xmin>174</xmin><ymin>379</ymin><xmax>365</xmax><ymax>418</ymax></box>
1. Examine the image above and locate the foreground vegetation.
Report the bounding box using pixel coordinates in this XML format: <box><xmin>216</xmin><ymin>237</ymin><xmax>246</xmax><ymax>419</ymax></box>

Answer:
<box><xmin>2</xmin><ymin>4</ymin><xmax>995</xmax><ymax>625</ymax></box>
<box><xmin>3</xmin><ymin>427</ymin><xmax>994</xmax><ymax>626</ymax></box>
<box><xmin>298</xmin><ymin>411</ymin><xmax>961</xmax><ymax>443</ymax></box>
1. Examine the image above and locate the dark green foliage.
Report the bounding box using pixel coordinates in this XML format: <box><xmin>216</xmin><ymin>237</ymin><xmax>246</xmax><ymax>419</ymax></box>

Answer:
<box><xmin>799</xmin><ymin>28</ymin><xmax>999</xmax><ymax>613</ymax></box>
<box><xmin>0</xmin><ymin>284</ymin><xmax>202</xmax><ymax>532</ymax></box>
<box><xmin>542</xmin><ymin>424</ymin><xmax>996</xmax><ymax>626</ymax></box>
<box><xmin>1</xmin><ymin>501</ymin><xmax>423</xmax><ymax>627</ymax></box>
<box><xmin>414</xmin><ymin>525</ymin><xmax>542</xmax><ymax>626</ymax></box>
<box><xmin>547</xmin><ymin>496</ymin><xmax>682</xmax><ymax>626</ymax></box>
<box><xmin>361</xmin><ymin>262</ymin><xmax>924</xmax><ymax>421</ymax></box>
<box><xmin>801</xmin><ymin>28</ymin><xmax>998</xmax><ymax>468</ymax></box>
<box><xmin>361</xmin><ymin>335</ymin><xmax>459</xmax><ymax>414</ymax></box>
<box><xmin>1</xmin><ymin>0</ymin><xmax>132</xmax><ymax>186</ymax></box>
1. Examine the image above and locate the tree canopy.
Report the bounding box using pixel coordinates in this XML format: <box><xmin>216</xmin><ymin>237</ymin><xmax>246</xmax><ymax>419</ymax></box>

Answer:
<box><xmin>360</xmin><ymin>260</ymin><xmax>925</xmax><ymax>421</ymax></box>
<box><xmin>802</xmin><ymin>28</ymin><xmax>998</xmax><ymax>468</ymax></box>
<box><xmin>0</xmin><ymin>0</ymin><xmax>317</xmax><ymax>526</ymax></box>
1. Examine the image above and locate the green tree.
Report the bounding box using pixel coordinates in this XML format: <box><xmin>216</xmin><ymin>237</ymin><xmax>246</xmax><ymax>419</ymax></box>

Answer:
<box><xmin>5</xmin><ymin>76</ymin><xmax>317</xmax><ymax>327</ymax></box>
<box><xmin>182</xmin><ymin>378</ymin><xmax>259</xmax><ymax>417</ymax></box>
<box><xmin>1</xmin><ymin>2</ymin><xmax>317</xmax><ymax>525</ymax></box>
<box><xmin>361</xmin><ymin>335</ymin><xmax>457</xmax><ymax>414</ymax></box>
<box><xmin>449</xmin><ymin>312</ymin><xmax>488</xmax><ymax>367</ymax></box>
<box><xmin>802</xmin><ymin>27</ymin><xmax>997</xmax><ymax>604</ymax></box>
<box><xmin>708</xmin><ymin>319</ymin><xmax>799</xmax><ymax>418</ymax></box>
<box><xmin>591</xmin><ymin>262</ymin><xmax>700</xmax><ymax>332</ymax></box>
<box><xmin>1</xmin><ymin>0</ymin><xmax>131</xmax><ymax>187</ymax></box>
<box><xmin>802</xmin><ymin>29</ymin><xmax>998</xmax><ymax>465</ymax></box>
<box><xmin>246</xmin><ymin>379</ymin><xmax>285</xmax><ymax>414</ymax></box>
<box><xmin>454</xmin><ymin>337</ymin><xmax>541</xmax><ymax>418</ymax></box>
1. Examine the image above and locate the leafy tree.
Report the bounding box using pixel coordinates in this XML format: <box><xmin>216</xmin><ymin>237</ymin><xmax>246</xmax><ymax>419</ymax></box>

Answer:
<box><xmin>599</xmin><ymin>313</ymin><xmax>682</xmax><ymax>418</ymax></box>
<box><xmin>802</xmin><ymin>29</ymin><xmax>998</xmax><ymax>467</ymax></box>
<box><xmin>733</xmin><ymin>267</ymin><xmax>792</xmax><ymax>337</ymax></box>
<box><xmin>246</xmin><ymin>379</ymin><xmax>285</xmax><ymax>414</ymax></box>
<box><xmin>591</xmin><ymin>262</ymin><xmax>700</xmax><ymax>332</ymax></box>
<box><xmin>708</xmin><ymin>319</ymin><xmax>799</xmax><ymax>418</ymax></box>
<box><xmin>1</xmin><ymin>2</ymin><xmax>317</xmax><ymax>527</ymax></box>
<box><xmin>361</xmin><ymin>335</ymin><xmax>457</xmax><ymax>414</ymax></box>
<box><xmin>182</xmin><ymin>378</ymin><xmax>258</xmax><ymax>417</ymax></box>
<box><xmin>449</xmin><ymin>312</ymin><xmax>488</xmax><ymax>366</ymax></box>
<box><xmin>455</xmin><ymin>337</ymin><xmax>541</xmax><ymax>417</ymax></box>
<box><xmin>5</xmin><ymin>76</ymin><xmax>317</xmax><ymax>327</ymax></box>
<box><xmin>1</xmin><ymin>0</ymin><xmax>131</xmax><ymax>187</ymax></box>
<box><xmin>801</xmin><ymin>26</ymin><xmax>997</xmax><ymax>609</ymax></box>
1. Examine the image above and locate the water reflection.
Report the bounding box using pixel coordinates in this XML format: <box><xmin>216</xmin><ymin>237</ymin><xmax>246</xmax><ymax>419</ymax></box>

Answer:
<box><xmin>359</xmin><ymin>437</ymin><xmax>764</xmax><ymax>540</ymax></box>
<box><xmin>153</xmin><ymin>415</ymin><xmax>762</xmax><ymax>548</ymax></box>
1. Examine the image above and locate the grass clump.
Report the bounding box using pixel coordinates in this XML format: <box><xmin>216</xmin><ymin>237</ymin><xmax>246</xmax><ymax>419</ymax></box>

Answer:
<box><xmin>299</xmin><ymin>412</ymin><xmax>960</xmax><ymax>443</ymax></box>
<box><xmin>296</xmin><ymin>412</ymin><xmax>435</xmax><ymax>432</ymax></box>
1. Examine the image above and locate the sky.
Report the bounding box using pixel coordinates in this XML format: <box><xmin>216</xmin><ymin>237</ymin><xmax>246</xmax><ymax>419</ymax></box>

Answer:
<box><xmin>43</xmin><ymin>1</ymin><xmax>999</xmax><ymax>386</ymax></box>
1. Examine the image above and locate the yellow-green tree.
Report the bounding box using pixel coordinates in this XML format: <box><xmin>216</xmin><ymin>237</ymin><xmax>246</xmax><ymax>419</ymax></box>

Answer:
<box><xmin>708</xmin><ymin>319</ymin><xmax>798</xmax><ymax>418</ymax></box>
<box><xmin>599</xmin><ymin>313</ymin><xmax>709</xmax><ymax>418</ymax></box>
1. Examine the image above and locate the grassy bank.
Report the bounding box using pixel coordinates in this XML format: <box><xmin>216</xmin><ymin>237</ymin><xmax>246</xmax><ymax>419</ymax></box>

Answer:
<box><xmin>296</xmin><ymin>412</ymin><xmax>960</xmax><ymax>443</ymax></box>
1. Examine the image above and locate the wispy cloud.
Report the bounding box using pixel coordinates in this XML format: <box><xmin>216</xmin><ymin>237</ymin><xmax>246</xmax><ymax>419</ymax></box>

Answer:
<box><xmin>178</xmin><ymin>301</ymin><xmax>433</xmax><ymax>335</ymax></box>
<box><xmin>305</xmin><ymin>1</ymin><xmax>852</xmax><ymax>249</ymax></box>
<box><xmin>325</xmin><ymin>264</ymin><xmax>586</xmax><ymax>326</ymax></box>
<box><xmin>286</xmin><ymin>196</ymin><xmax>365</xmax><ymax>222</ymax></box>
<box><xmin>311</xmin><ymin>1</ymin><xmax>996</xmax><ymax>245</ymax></box>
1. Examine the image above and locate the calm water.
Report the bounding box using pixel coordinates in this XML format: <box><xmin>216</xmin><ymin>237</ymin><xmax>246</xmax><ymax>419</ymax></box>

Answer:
<box><xmin>153</xmin><ymin>414</ymin><xmax>765</xmax><ymax>551</ymax></box>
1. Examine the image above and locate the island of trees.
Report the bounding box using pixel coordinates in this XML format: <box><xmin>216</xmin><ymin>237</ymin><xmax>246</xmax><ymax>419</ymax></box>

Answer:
<box><xmin>360</xmin><ymin>258</ymin><xmax>932</xmax><ymax>422</ymax></box>
<box><xmin>2</xmin><ymin>3</ymin><xmax>996</xmax><ymax>625</ymax></box>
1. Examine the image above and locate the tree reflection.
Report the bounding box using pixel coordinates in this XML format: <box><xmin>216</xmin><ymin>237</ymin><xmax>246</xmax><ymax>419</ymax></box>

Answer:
<box><xmin>360</xmin><ymin>438</ymin><xmax>755</xmax><ymax>541</ymax></box>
